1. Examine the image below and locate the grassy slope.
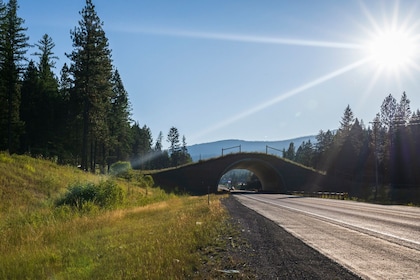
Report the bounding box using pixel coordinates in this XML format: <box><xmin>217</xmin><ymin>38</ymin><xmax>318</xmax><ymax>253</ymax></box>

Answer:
<box><xmin>0</xmin><ymin>153</ymin><xmax>235</xmax><ymax>279</ymax></box>
<box><xmin>0</xmin><ymin>152</ymin><xmax>101</xmax><ymax>214</ymax></box>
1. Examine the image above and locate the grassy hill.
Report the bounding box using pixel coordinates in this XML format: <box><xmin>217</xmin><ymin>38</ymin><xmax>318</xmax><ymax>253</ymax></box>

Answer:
<box><xmin>0</xmin><ymin>152</ymin><xmax>99</xmax><ymax>215</ymax></box>
<box><xmin>0</xmin><ymin>152</ymin><xmax>235</xmax><ymax>279</ymax></box>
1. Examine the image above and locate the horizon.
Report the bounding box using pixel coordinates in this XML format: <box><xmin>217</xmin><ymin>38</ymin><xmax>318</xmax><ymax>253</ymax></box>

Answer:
<box><xmin>187</xmin><ymin>133</ymin><xmax>318</xmax><ymax>146</ymax></box>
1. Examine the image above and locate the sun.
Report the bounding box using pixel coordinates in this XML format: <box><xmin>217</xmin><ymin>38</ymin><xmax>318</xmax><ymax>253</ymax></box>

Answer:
<box><xmin>366</xmin><ymin>28</ymin><xmax>417</xmax><ymax>72</ymax></box>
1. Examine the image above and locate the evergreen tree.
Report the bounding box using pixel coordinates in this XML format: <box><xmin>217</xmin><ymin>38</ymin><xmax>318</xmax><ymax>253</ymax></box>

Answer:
<box><xmin>295</xmin><ymin>140</ymin><xmax>313</xmax><ymax>167</ymax></box>
<box><xmin>149</xmin><ymin>131</ymin><xmax>170</xmax><ymax>169</ymax></box>
<box><xmin>58</xmin><ymin>63</ymin><xmax>72</xmax><ymax>100</ymax></box>
<box><xmin>349</xmin><ymin>118</ymin><xmax>364</xmax><ymax>152</ymax></box>
<box><xmin>380</xmin><ymin>94</ymin><xmax>397</xmax><ymax>132</ymax></box>
<box><xmin>313</xmin><ymin>129</ymin><xmax>334</xmax><ymax>170</ymax></box>
<box><xmin>167</xmin><ymin>126</ymin><xmax>180</xmax><ymax>154</ymax></box>
<box><xmin>0</xmin><ymin>0</ymin><xmax>29</xmax><ymax>152</ymax></box>
<box><xmin>167</xmin><ymin>126</ymin><xmax>181</xmax><ymax>166</ymax></box>
<box><xmin>154</xmin><ymin>131</ymin><xmax>163</xmax><ymax>151</ymax></box>
<box><xmin>282</xmin><ymin>142</ymin><xmax>295</xmax><ymax>161</ymax></box>
<box><xmin>109</xmin><ymin>69</ymin><xmax>131</xmax><ymax>162</ymax></box>
<box><xmin>395</xmin><ymin>92</ymin><xmax>411</xmax><ymax>126</ymax></box>
<box><xmin>34</xmin><ymin>34</ymin><xmax>58</xmax><ymax>90</ymax></box>
<box><xmin>130</xmin><ymin>123</ymin><xmax>152</xmax><ymax>169</ymax></box>
<box><xmin>33</xmin><ymin>34</ymin><xmax>60</xmax><ymax>156</ymax></box>
<box><xmin>379</xmin><ymin>94</ymin><xmax>398</xmax><ymax>182</ymax></box>
<box><xmin>67</xmin><ymin>0</ymin><xmax>113</xmax><ymax>171</ymax></box>
<box><xmin>391</xmin><ymin>93</ymin><xmax>412</xmax><ymax>188</ymax></box>
<box><xmin>337</xmin><ymin>105</ymin><xmax>354</xmax><ymax>142</ymax></box>
<box><xmin>19</xmin><ymin>60</ymin><xmax>39</xmax><ymax>153</ymax></box>
<box><xmin>179</xmin><ymin>134</ymin><xmax>192</xmax><ymax>165</ymax></box>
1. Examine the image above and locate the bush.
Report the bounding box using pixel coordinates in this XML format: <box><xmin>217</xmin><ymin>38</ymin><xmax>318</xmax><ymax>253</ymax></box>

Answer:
<box><xmin>137</xmin><ymin>174</ymin><xmax>154</xmax><ymax>188</ymax></box>
<box><xmin>110</xmin><ymin>161</ymin><xmax>132</xmax><ymax>178</ymax></box>
<box><xmin>97</xmin><ymin>180</ymin><xmax>125</xmax><ymax>209</ymax></box>
<box><xmin>56</xmin><ymin>181</ymin><xmax>125</xmax><ymax>210</ymax></box>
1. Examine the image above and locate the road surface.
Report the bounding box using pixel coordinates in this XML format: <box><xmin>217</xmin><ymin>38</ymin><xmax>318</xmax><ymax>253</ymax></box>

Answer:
<box><xmin>234</xmin><ymin>194</ymin><xmax>420</xmax><ymax>279</ymax></box>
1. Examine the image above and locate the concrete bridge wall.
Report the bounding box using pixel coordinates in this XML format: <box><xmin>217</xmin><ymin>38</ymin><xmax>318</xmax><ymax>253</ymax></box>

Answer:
<box><xmin>150</xmin><ymin>153</ymin><xmax>329</xmax><ymax>195</ymax></box>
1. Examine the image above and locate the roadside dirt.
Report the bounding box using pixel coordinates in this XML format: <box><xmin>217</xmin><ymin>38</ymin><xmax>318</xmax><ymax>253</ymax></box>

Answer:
<box><xmin>209</xmin><ymin>195</ymin><xmax>362</xmax><ymax>279</ymax></box>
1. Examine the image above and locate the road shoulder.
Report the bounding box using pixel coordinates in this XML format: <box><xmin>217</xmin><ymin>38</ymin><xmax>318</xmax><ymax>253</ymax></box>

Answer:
<box><xmin>221</xmin><ymin>195</ymin><xmax>361</xmax><ymax>279</ymax></box>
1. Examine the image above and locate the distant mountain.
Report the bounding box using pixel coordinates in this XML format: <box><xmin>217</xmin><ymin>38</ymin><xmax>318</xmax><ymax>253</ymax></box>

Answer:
<box><xmin>187</xmin><ymin>135</ymin><xmax>317</xmax><ymax>162</ymax></box>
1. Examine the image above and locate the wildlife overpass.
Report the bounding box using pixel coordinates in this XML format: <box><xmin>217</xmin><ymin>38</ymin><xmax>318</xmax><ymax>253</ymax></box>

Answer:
<box><xmin>150</xmin><ymin>153</ymin><xmax>332</xmax><ymax>195</ymax></box>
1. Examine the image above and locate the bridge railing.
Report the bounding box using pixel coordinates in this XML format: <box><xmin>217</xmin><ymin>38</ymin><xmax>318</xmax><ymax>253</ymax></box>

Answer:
<box><xmin>221</xmin><ymin>145</ymin><xmax>241</xmax><ymax>156</ymax></box>
<box><xmin>291</xmin><ymin>191</ymin><xmax>349</xmax><ymax>200</ymax></box>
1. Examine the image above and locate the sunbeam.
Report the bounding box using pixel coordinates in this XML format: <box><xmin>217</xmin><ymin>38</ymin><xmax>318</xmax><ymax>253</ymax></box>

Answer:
<box><xmin>190</xmin><ymin>57</ymin><xmax>372</xmax><ymax>143</ymax></box>
<box><xmin>132</xmin><ymin>28</ymin><xmax>363</xmax><ymax>49</ymax></box>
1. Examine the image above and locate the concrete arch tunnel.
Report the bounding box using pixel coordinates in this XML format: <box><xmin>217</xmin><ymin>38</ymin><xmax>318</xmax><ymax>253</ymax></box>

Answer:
<box><xmin>221</xmin><ymin>158</ymin><xmax>285</xmax><ymax>192</ymax></box>
<box><xmin>150</xmin><ymin>153</ymin><xmax>329</xmax><ymax>195</ymax></box>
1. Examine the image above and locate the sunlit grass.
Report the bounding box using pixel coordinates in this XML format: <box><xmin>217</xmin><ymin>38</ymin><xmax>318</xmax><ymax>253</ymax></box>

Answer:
<box><xmin>0</xmin><ymin>152</ymin><xmax>234</xmax><ymax>279</ymax></box>
<box><xmin>1</xmin><ymin>195</ymin><xmax>229</xmax><ymax>279</ymax></box>
<box><xmin>0</xmin><ymin>152</ymin><xmax>99</xmax><ymax>215</ymax></box>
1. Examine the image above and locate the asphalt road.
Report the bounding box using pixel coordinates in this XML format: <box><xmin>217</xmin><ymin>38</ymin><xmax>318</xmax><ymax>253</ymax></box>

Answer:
<box><xmin>234</xmin><ymin>194</ymin><xmax>420</xmax><ymax>280</ymax></box>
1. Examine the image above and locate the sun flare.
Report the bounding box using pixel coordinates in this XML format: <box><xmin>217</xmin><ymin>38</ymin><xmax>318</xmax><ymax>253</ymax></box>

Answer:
<box><xmin>366</xmin><ymin>28</ymin><xmax>417</xmax><ymax>72</ymax></box>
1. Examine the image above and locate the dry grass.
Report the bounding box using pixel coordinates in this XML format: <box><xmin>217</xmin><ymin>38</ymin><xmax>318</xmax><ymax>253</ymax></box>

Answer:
<box><xmin>0</xmin><ymin>152</ymin><xmax>233</xmax><ymax>279</ymax></box>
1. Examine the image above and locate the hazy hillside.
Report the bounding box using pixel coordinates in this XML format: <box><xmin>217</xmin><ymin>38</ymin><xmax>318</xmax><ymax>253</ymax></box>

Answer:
<box><xmin>187</xmin><ymin>136</ymin><xmax>317</xmax><ymax>161</ymax></box>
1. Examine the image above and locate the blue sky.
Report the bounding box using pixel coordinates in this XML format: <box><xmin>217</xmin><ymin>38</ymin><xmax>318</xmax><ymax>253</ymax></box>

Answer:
<box><xmin>19</xmin><ymin>0</ymin><xmax>420</xmax><ymax>146</ymax></box>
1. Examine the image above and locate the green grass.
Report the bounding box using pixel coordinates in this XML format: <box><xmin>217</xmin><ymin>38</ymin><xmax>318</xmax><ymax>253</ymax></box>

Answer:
<box><xmin>0</xmin><ymin>152</ymin><xmax>234</xmax><ymax>279</ymax></box>
<box><xmin>1</xmin><ymin>195</ymin><xmax>229</xmax><ymax>279</ymax></box>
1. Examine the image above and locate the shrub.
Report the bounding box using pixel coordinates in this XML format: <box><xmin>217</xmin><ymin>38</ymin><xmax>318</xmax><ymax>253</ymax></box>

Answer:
<box><xmin>110</xmin><ymin>161</ymin><xmax>132</xmax><ymax>178</ymax></box>
<box><xmin>137</xmin><ymin>174</ymin><xmax>154</xmax><ymax>188</ymax></box>
<box><xmin>56</xmin><ymin>183</ymin><xmax>98</xmax><ymax>209</ymax></box>
<box><xmin>97</xmin><ymin>180</ymin><xmax>125</xmax><ymax>209</ymax></box>
<box><xmin>56</xmin><ymin>181</ymin><xmax>125</xmax><ymax>210</ymax></box>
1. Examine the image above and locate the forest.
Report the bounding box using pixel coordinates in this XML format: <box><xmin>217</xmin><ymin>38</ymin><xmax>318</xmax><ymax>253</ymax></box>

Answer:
<box><xmin>0</xmin><ymin>0</ymin><xmax>191</xmax><ymax>172</ymax></box>
<box><xmin>0</xmin><ymin>1</ymin><xmax>419</xmax><ymax>202</ymax></box>
<box><xmin>282</xmin><ymin>92</ymin><xmax>420</xmax><ymax>203</ymax></box>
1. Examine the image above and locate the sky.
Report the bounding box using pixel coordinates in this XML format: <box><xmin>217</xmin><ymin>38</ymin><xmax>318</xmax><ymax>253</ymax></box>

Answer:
<box><xmin>19</xmin><ymin>0</ymin><xmax>420</xmax><ymax>147</ymax></box>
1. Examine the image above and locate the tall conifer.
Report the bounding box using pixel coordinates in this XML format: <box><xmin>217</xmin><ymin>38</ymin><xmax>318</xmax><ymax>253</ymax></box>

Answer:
<box><xmin>109</xmin><ymin>69</ymin><xmax>131</xmax><ymax>161</ymax></box>
<box><xmin>67</xmin><ymin>0</ymin><xmax>113</xmax><ymax>171</ymax></box>
<box><xmin>0</xmin><ymin>0</ymin><xmax>28</xmax><ymax>152</ymax></box>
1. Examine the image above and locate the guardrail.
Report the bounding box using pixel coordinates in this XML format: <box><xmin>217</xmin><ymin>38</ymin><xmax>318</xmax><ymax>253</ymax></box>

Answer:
<box><xmin>291</xmin><ymin>191</ymin><xmax>349</xmax><ymax>200</ymax></box>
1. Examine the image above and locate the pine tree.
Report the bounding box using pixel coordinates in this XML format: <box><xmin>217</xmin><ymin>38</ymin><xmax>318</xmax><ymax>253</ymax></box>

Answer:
<box><xmin>149</xmin><ymin>131</ymin><xmax>170</xmax><ymax>169</ymax></box>
<box><xmin>109</xmin><ymin>69</ymin><xmax>131</xmax><ymax>162</ymax></box>
<box><xmin>380</xmin><ymin>94</ymin><xmax>397</xmax><ymax>131</ymax></box>
<box><xmin>167</xmin><ymin>126</ymin><xmax>181</xmax><ymax>166</ymax></box>
<box><xmin>34</xmin><ymin>34</ymin><xmax>58</xmax><ymax>90</ymax></box>
<box><xmin>179</xmin><ymin>135</ymin><xmax>192</xmax><ymax>165</ymax></box>
<box><xmin>154</xmin><ymin>131</ymin><xmax>163</xmax><ymax>151</ymax></box>
<box><xmin>167</xmin><ymin>126</ymin><xmax>180</xmax><ymax>154</ymax></box>
<box><xmin>314</xmin><ymin>129</ymin><xmax>334</xmax><ymax>170</ymax></box>
<box><xmin>0</xmin><ymin>0</ymin><xmax>29</xmax><ymax>152</ymax></box>
<box><xmin>337</xmin><ymin>105</ymin><xmax>355</xmax><ymax>141</ymax></box>
<box><xmin>130</xmin><ymin>123</ymin><xmax>152</xmax><ymax>169</ymax></box>
<box><xmin>20</xmin><ymin>60</ymin><xmax>39</xmax><ymax>153</ymax></box>
<box><xmin>395</xmin><ymin>92</ymin><xmax>411</xmax><ymax>126</ymax></box>
<box><xmin>294</xmin><ymin>140</ymin><xmax>313</xmax><ymax>167</ymax></box>
<box><xmin>283</xmin><ymin>142</ymin><xmax>295</xmax><ymax>161</ymax></box>
<box><xmin>379</xmin><ymin>94</ymin><xmax>398</xmax><ymax>182</ymax></box>
<box><xmin>58</xmin><ymin>63</ymin><xmax>72</xmax><ymax>100</ymax></box>
<box><xmin>33</xmin><ymin>34</ymin><xmax>60</xmax><ymax>156</ymax></box>
<box><xmin>67</xmin><ymin>0</ymin><xmax>113</xmax><ymax>171</ymax></box>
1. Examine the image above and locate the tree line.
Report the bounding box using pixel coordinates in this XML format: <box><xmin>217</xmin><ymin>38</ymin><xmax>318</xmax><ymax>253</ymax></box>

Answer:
<box><xmin>0</xmin><ymin>0</ymin><xmax>191</xmax><ymax>172</ymax></box>
<box><xmin>282</xmin><ymin>92</ymin><xmax>420</xmax><ymax>202</ymax></box>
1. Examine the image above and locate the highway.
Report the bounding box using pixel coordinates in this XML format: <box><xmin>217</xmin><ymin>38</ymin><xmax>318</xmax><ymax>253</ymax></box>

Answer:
<box><xmin>234</xmin><ymin>194</ymin><xmax>420</xmax><ymax>280</ymax></box>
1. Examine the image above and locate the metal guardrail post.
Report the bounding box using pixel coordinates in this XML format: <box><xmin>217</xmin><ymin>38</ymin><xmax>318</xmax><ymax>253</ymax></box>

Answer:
<box><xmin>221</xmin><ymin>145</ymin><xmax>241</xmax><ymax>156</ymax></box>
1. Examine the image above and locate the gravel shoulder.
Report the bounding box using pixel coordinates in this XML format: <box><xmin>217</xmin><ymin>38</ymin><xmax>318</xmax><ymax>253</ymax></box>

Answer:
<box><xmin>220</xmin><ymin>195</ymin><xmax>361</xmax><ymax>279</ymax></box>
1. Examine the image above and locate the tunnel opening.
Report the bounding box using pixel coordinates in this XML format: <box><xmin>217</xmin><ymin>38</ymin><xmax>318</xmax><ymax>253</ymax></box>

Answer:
<box><xmin>218</xmin><ymin>169</ymin><xmax>262</xmax><ymax>192</ymax></box>
<box><xmin>218</xmin><ymin>158</ymin><xmax>286</xmax><ymax>193</ymax></box>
